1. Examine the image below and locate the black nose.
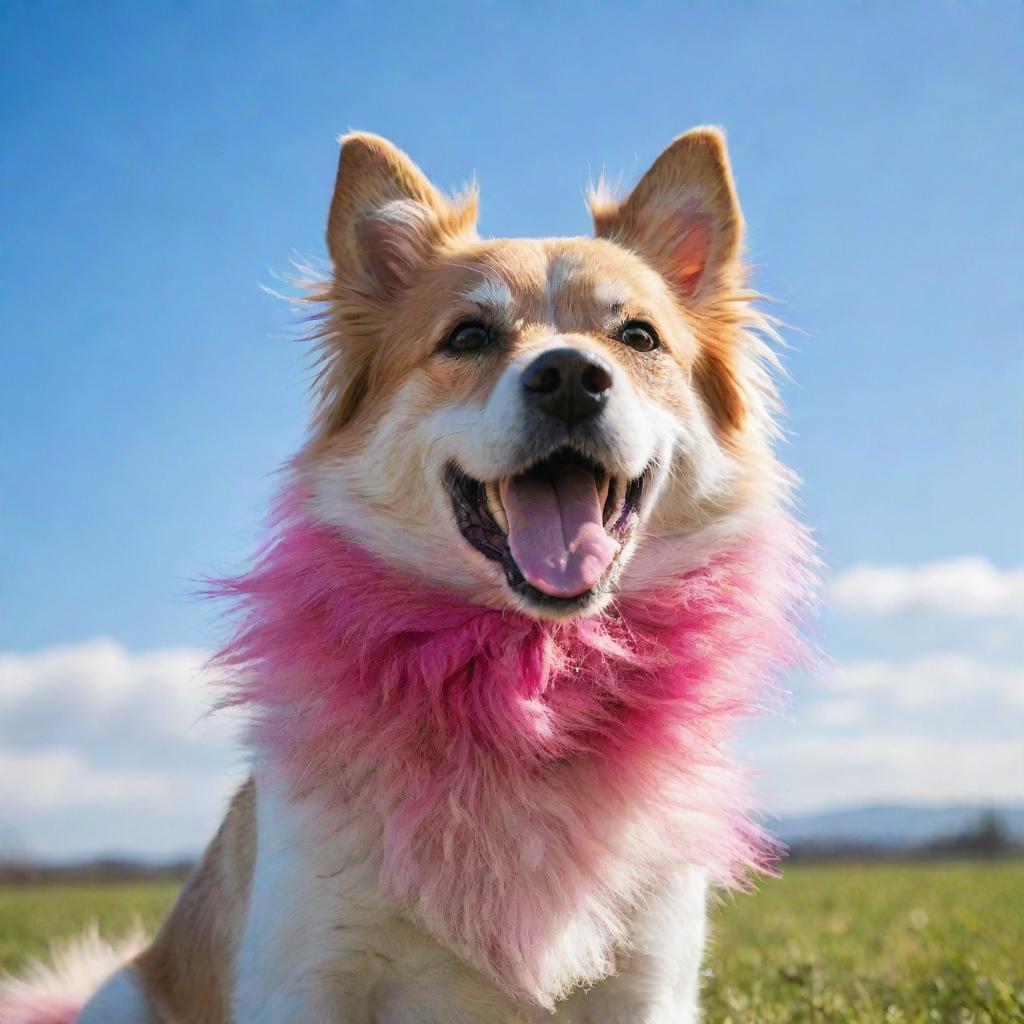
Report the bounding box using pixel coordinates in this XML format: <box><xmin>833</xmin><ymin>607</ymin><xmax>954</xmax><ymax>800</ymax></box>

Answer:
<box><xmin>521</xmin><ymin>347</ymin><xmax>614</xmax><ymax>427</ymax></box>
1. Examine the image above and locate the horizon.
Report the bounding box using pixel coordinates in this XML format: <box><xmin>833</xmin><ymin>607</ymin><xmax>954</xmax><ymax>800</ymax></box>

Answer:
<box><xmin>1</xmin><ymin>1</ymin><xmax>1021</xmax><ymax>859</ymax></box>
<box><xmin>9</xmin><ymin>801</ymin><xmax>1024</xmax><ymax>868</ymax></box>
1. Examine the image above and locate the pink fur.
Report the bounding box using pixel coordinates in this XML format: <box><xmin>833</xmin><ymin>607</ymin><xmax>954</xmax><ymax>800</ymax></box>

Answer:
<box><xmin>0</xmin><ymin>997</ymin><xmax>78</xmax><ymax>1024</ymax></box>
<box><xmin>0</xmin><ymin>925</ymin><xmax>147</xmax><ymax>1024</ymax></box>
<box><xmin>215</xmin><ymin>496</ymin><xmax>813</xmax><ymax>1006</ymax></box>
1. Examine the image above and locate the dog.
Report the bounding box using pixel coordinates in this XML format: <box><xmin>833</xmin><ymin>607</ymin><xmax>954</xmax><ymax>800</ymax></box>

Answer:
<box><xmin>1</xmin><ymin>127</ymin><xmax>811</xmax><ymax>1024</ymax></box>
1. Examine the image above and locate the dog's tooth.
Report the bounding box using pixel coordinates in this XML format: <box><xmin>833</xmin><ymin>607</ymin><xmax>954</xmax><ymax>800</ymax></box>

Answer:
<box><xmin>602</xmin><ymin>477</ymin><xmax>622</xmax><ymax>528</ymax></box>
<box><xmin>487</xmin><ymin>482</ymin><xmax>509</xmax><ymax>534</ymax></box>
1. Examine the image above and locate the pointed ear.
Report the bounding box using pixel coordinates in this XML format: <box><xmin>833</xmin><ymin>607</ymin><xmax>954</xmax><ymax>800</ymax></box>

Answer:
<box><xmin>326</xmin><ymin>133</ymin><xmax>477</xmax><ymax>297</ymax></box>
<box><xmin>591</xmin><ymin>127</ymin><xmax>743</xmax><ymax>301</ymax></box>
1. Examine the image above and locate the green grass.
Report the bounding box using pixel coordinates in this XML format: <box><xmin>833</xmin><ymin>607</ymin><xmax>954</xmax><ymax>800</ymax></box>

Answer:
<box><xmin>0</xmin><ymin>882</ymin><xmax>176</xmax><ymax>975</ymax></box>
<box><xmin>707</xmin><ymin>862</ymin><xmax>1024</xmax><ymax>1023</ymax></box>
<box><xmin>1</xmin><ymin>863</ymin><xmax>1022</xmax><ymax>1021</ymax></box>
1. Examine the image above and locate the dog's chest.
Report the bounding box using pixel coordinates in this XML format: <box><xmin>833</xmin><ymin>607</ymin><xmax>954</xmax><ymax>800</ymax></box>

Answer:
<box><xmin>233</xmin><ymin>775</ymin><xmax>643</xmax><ymax>1021</ymax></box>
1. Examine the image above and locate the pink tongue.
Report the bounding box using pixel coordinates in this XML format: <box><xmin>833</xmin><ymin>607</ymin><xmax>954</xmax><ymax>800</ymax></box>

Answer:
<box><xmin>500</xmin><ymin>462</ymin><xmax>619</xmax><ymax>598</ymax></box>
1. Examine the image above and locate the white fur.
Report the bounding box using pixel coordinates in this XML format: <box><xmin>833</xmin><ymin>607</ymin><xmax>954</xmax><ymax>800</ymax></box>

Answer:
<box><xmin>365</xmin><ymin>200</ymin><xmax>437</xmax><ymax>288</ymax></box>
<box><xmin>544</xmin><ymin>252</ymin><xmax>586</xmax><ymax>321</ymax></box>
<box><xmin>234</xmin><ymin>771</ymin><xmax>531</xmax><ymax>1024</ymax></box>
<box><xmin>443</xmin><ymin>337</ymin><xmax>666</xmax><ymax>483</ymax></box>
<box><xmin>0</xmin><ymin>924</ymin><xmax>151</xmax><ymax>1024</ymax></box>
<box><xmin>463</xmin><ymin>277</ymin><xmax>515</xmax><ymax>318</ymax></box>
<box><xmin>77</xmin><ymin>965</ymin><xmax>156</xmax><ymax>1024</ymax></box>
<box><xmin>592</xmin><ymin>278</ymin><xmax>629</xmax><ymax>312</ymax></box>
<box><xmin>561</xmin><ymin>869</ymin><xmax>706</xmax><ymax>1024</ymax></box>
<box><xmin>233</xmin><ymin>773</ymin><xmax>707</xmax><ymax>1023</ymax></box>
<box><xmin>232</xmin><ymin>770</ymin><xmax>385</xmax><ymax>1022</ymax></box>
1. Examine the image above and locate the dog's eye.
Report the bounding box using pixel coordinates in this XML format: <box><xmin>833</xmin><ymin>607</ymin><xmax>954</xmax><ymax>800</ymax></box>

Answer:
<box><xmin>618</xmin><ymin>321</ymin><xmax>660</xmax><ymax>352</ymax></box>
<box><xmin>444</xmin><ymin>322</ymin><xmax>493</xmax><ymax>354</ymax></box>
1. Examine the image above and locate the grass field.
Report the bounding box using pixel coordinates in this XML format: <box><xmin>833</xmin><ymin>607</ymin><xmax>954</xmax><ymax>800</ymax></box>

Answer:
<box><xmin>1</xmin><ymin>862</ymin><xmax>1021</xmax><ymax>1022</ymax></box>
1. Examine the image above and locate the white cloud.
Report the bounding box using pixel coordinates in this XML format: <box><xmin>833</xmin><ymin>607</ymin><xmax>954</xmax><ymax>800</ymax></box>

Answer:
<box><xmin>824</xmin><ymin>651</ymin><xmax>1024</xmax><ymax>711</ymax></box>
<box><xmin>0</xmin><ymin>748</ymin><xmax>169</xmax><ymax>811</ymax></box>
<box><xmin>804</xmin><ymin>698</ymin><xmax>868</xmax><ymax>728</ymax></box>
<box><xmin>742</xmin><ymin>645</ymin><xmax>1024</xmax><ymax>814</ymax></box>
<box><xmin>0</xmin><ymin>639</ymin><xmax>226</xmax><ymax>747</ymax></box>
<box><xmin>746</xmin><ymin>722</ymin><xmax>1024</xmax><ymax>812</ymax></box>
<box><xmin>0</xmin><ymin>640</ymin><xmax>244</xmax><ymax>861</ymax></box>
<box><xmin>829</xmin><ymin>558</ymin><xmax>1024</xmax><ymax>620</ymax></box>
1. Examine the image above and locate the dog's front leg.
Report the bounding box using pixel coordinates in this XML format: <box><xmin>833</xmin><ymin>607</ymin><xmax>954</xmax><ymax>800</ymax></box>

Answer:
<box><xmin>560</xmin><ymin>866</ymin><xmax>707</xmax><ymax>1024</ymax></box>
<box><xmin>231</xmin><ymin>776</ymin><xmax>386</xmax><ymax>1024</ymax></box>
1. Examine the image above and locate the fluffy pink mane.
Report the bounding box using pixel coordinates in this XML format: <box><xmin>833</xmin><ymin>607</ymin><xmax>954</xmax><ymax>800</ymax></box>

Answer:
<box><xmin>215</xmin><ymin>495</ymin><xmax>813</xmax><ymax>1005</ymax></box>
<box><xmin>0</xmin><ymin>996</ymin><xmax>77</xmax><ymax>1024</ymax></box>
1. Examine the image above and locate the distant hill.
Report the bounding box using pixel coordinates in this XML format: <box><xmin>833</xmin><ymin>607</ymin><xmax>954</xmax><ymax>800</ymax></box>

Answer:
<box><xmin>3</xmin><ymin>804</ymin><xmax>1023</xmax><ymax>881</ymax></box>
<box><xmin>773</xmin><ymin>803</ymin><xmax>1024</xmax><ymax>850</ymax></box>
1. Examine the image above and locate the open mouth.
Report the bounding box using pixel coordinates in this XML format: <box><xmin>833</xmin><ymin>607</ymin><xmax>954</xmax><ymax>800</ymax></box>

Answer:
<box><xmin>445</xmin><ymin>448</ymin><xmax>650</xmax><ymax>611</ymax></box>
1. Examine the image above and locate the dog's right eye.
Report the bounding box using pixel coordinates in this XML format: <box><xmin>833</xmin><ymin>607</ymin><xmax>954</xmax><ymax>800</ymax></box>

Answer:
<box><xmin>443</xmin><ymin>322</ymin><xmax>493</xmax><ymax>354</ymax></box>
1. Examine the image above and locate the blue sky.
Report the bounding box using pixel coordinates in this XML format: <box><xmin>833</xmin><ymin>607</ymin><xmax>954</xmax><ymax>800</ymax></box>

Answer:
<box><xmin>1</xmin><ymin>2</ymin><xmax>1022</xmax><ymax>858</ymax></box>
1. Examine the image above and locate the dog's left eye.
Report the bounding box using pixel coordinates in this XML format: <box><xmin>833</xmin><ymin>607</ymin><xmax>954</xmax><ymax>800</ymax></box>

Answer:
<box><xmin>444</xmin><ymin>322</ymin><xmax>493</xmax><ymax>354</ymax></box>
<box><xmin>618</xmin><ymin>321</ymin><xmax>660</xmax><ymax>352</ymax></box>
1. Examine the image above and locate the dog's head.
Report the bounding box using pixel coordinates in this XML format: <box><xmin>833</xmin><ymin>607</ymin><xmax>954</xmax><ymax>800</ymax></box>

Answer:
<box><xmin>299</xmin><ymin>130</ymin><xmax>785</xmax><ymax>619</ymax></box>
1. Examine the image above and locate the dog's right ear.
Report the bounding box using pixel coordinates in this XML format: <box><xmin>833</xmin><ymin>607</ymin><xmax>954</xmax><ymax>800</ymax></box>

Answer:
<box><xmin>327</xmin><ymin>133</ymin><xmax>477</xmax><ymax>299</ymax></box>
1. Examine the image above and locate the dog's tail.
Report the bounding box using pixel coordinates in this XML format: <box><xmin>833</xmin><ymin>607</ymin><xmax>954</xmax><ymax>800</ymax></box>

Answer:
<box><xmin>0</xmin><ymin>924</ymin><xmax>147</xmax><ymax>1024</ymax></box>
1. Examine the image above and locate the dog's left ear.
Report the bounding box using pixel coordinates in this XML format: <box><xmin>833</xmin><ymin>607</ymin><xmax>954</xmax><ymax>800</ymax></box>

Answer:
<box><xmin>591</xmin><ymin>127</ymin><xmax>743</xmax><ymax>302</ymax></box>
